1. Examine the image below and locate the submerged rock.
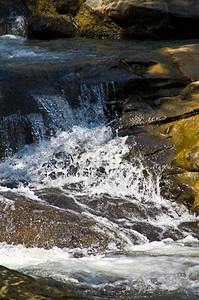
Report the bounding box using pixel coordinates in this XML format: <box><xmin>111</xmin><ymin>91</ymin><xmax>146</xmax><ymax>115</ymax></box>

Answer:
<box><xmin>1</xmin><ymin>187</ymin><xmax>177</xmax><ymax>249</ymax></box>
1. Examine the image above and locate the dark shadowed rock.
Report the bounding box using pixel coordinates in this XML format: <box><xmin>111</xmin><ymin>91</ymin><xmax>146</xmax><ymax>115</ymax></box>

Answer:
<box><xmin>54</xmin><ymin>0</ymin><xmax>83</xmax><ymax>16</ymax></box>
<box><xmin>27</xmin><ymin>16</ymin><xmax>78</xmax><ymax>39</ymax></box>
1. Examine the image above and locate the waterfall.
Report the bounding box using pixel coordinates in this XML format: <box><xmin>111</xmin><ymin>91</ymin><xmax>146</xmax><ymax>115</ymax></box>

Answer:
<box><xmin>0</xmin><ymin>82</ymin><xmax>115</xmax><ymax>159</ymax></box>
<box><xmin>0</xmin><ymin>85</ymin><xmax>198</xmax><ymax>250</ymax></box>
<box><xmin>1</xmin><ymin>37</ymin><xmax>199</xmax><ymax>299</ymax></box>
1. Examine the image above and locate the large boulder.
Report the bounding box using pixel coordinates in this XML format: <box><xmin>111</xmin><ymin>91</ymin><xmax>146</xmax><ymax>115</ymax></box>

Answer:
<box><xmin>86</xmin><ymin>0</ymin><xmax>199</xmax><ymax>39</ymax></box>
<box><xmin>3</xmin><ymin>40</ymin><xmax>199</xmax><ymax>214</ymax></box>
<box><xmin>2</xmin><ymin>41</ymin><xmax>199</xmax><ymax>249</ymax></box>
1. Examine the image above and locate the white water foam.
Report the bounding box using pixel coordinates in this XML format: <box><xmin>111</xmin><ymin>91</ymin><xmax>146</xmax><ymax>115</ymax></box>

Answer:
<box><xmin>0</xmin><ymin>125</ymin><xmax>159</xmax><ymax>199</ymax></box>
<box><xmin>0</xmin><ymin>125</ymin><xmax>199</xmax><ymax>296</ymax></box>
<box><xmin>11</xmin><ymin>16</ymin><xmax>26</xmax><ymax>36</ymax></box>
<box><xmin>0</xmin><ymin>34</ymin><xmax>23</xmax><ymax>40</ymax></box>
<box><xmin>0</xmin><ymin>238</ymin><xmax>199</xmax><ymax>296</ymax></box>
<box><xmin>0</xmin><ymin>88</ymin><xmax>199</xmax><ymax>296</ymax></box>
<box><xmin>0</xmin><ymin>124</ymin><xmax>198</xmax><ymax>246</ymax></box>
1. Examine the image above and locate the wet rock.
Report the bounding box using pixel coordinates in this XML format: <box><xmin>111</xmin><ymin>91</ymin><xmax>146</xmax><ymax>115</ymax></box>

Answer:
<box><xmin>2</xmin><ymin>37</ymin><xmax>199</xmax><ymax>213</ymax></box>
<box><xmin>0</xmin><ymin>265</ymin><xmax>78</xmax><ymax>299</ymax></box>
<box><xmin>0</xmin><ymin>59</ymin><xmax>130</xmax><ymax>159</ymax></box>
<box><xmin>114</xmin><ymin>47</ymin><xmax>199</xmax><ymax>211</ymax></box>
<box><xmin>0</xmin><ymin>190</ymin><xmax>109</xmax><ymax>250</ymax></box>
<box><xmin>0</xmin><ymin>187</ymin><xmax>188</xmax><ymax>249</ymax></box>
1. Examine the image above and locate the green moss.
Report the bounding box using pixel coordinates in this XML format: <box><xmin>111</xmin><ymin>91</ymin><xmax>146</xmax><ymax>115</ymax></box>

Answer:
<box><xmin>74</xmin><ymin>4</ymin><xmax>122</xmax><ymax>37</ymax></box>
<box><xmin>23</xmin><ymin>0</ymin><xmax>122</xmax><ymax>37</ymax></box>
<box><xmin>75</xmin><ymin>5</ymin><xmax>97</xmax><ymax>29</ymax></box>
<box><xmin>161</xmin><ymin>115</ymin><xmax>199</xmax><ymax>155</ymax></box>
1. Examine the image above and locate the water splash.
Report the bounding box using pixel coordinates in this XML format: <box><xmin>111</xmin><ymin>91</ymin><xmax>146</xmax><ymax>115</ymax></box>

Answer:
<box><xmin>0</xmin><ymin>112</ymin><xmax>199</xmax><ymax>299</ymax></box>
<box><xmin>0</xmin><ymin>82</ymin><xmax>111</xmax><ymax>159</ymax></box>
<box><xmin>10</xmin><ymin>16</ymin><xmax>26</xmax><ymax>37</ymax></box>
<box><xmin>1</xmin><ymin>237</ymin><xmax>199</xmax><ymax>298</ymax></box>
<box><xmin>0</xmin><ymin>124</ymin><xmax>198</xmax><ymax>247</ymax></box>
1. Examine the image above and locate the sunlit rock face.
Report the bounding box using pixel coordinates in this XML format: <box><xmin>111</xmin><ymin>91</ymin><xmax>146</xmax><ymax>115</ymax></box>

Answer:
<box><xmin>2</xmin><ymin>0</ymin><xmax>199</xmax><ymax>39</ymax></box>
<box><xmin>116</xmin><ymin>44</ymin><xmax>199</xmax><ymax>212</ymax></box>
<box><xmin>85</xmin><ymin>0</ymin><xmax>199</xmax><ymax>39</ymax></box>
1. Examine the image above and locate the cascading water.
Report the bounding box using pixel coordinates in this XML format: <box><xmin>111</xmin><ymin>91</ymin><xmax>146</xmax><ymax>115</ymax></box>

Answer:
<box><xmin>10</xmin><ymin>16</ymin><xmax>26</xmax><ymax>37</ymax></box>
<box><xmin>0</xmin><ymin>36</ymin><xmax>199</xmax><ymax>299</ymax></box>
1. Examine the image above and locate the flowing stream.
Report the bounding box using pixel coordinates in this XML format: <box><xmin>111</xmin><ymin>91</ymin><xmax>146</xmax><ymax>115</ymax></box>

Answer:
<box><xmin>1</xmin><ymin>35</ymin><xmax>199</xmax><ymax>299</ymax></box>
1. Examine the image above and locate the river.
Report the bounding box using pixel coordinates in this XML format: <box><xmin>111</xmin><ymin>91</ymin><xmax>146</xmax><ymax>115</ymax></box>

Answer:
<box><xmin>0</xmin><ymin>34</ymin><xmax>199</xmax><ymax>299</ymax></box>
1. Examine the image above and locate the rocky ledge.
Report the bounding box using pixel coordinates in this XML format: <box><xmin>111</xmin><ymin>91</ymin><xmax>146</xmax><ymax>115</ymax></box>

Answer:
<box><xmin>116</xmin><ymin>43</ymin><xmax>199</xmax><ymax>213</ymax></box>
<box><xmin>1</xmin><ymin>0</ymin><xmax>199</xmax><ymax>39</ymax></box>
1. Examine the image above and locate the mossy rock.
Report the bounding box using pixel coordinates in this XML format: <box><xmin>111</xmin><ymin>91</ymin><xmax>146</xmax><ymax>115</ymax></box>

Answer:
<box><xmin>74</xmin><ymin>4</ymin><xmax>123</xmax><ymax>38</ymax></box>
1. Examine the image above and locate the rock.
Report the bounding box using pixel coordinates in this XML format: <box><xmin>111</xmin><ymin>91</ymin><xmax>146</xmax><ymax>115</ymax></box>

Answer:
<box><xmin>114</xmin><ymin>46</ymin><xmax>199</xmax><ymax>211</ymax></box>
<box><xmin>74</xmin><ymin>4</ymin><xmax>122</xmax><ymax>39</ymax></box>
<box><xmin>53</xmin><ymin>0</ymin><xmax>83</xmax><ymax>16</ymax></box>
<box><xmin>27</xmin><ymin>16</ymin><xmax>78</xmax><ymax>39</ymax></box>
<box><xmin>0</xmin><ymin>190</ymin><xmax>109</xmax><ymax>250</ymax></box>
<box><xmin>1</xmin><ymin>39</ymin><xmax>199</xmax><ymax>247</ymax></box>
<box><xmin>86</xmin><ymin>0</ymin><xmax>199</xmax><ymax>39</ymax></box>
<box><xmin>2</xmin><ymin>40</ymin><xmax>199</xmax><ymax>212</ymax></box>
<box><xmin>2</xmin><ymin>36</ymin><xmax>199</xmax><ymax>213</ymax></box>
<box><xmin>0</xmin><ymin>265</ymin><xmax>78</xmax><ymax>299</ymax></box>
<box><xmin>0</xmin><ymin>187</ymin><xmax>187</xmax><ymax>249</ymax></box>
<box><xmin>2</xmin><ymin>0</ymin><xmax>199</xmax><ymax>39</ymax></box>
<box><xmin>0</xmin><ymin>57</ymin><xmax>141</xmax><ymax>159</ymax></box>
